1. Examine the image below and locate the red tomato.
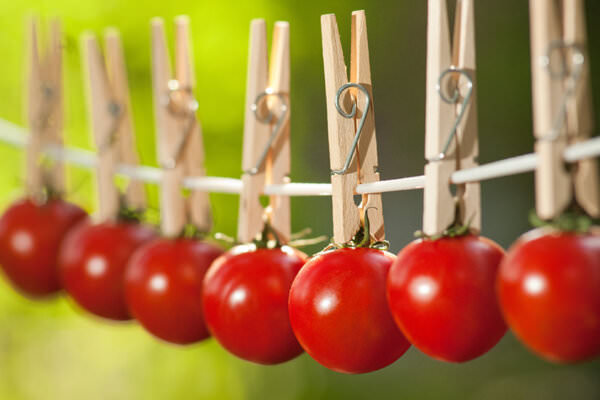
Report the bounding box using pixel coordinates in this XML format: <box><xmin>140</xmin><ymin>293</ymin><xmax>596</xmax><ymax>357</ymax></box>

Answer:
<box><xmin>59</xmin><ymin>221</ymin><xmax>155</xmax><ymax>320</ymax></box>
<box><xmin>125</xmin><ymin>238</ymin><xmax>223</xmax><ymax>344</ymax></box>
<box><xmin>202</xmin><ymin>244</ymin><xmax>306</xmax><ymax>364</ymax></box>
<box><xmin>288</xmin><ymin>247</ymin><xmax>410</xmax><ymax>374</ymax></box>
<box><xmin>497</xmin><ymin>228</ymin><xmax>600</xmax><ymax>363</ymax></box>
<box><xmin>0</xmin><ymin>198</ymin><xmax>87</xmax><ymax>297</ymax></box>
<box><xmin>387</xmin><ymin>235</ymin><xmax>506</xmax><ymax>363</ymax></box>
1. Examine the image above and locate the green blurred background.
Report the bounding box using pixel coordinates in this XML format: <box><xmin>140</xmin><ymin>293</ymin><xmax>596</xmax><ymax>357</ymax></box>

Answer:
<box><xmin>0</xmin><ymin>0</ymin><xmax>599</xmax><ymax>399</ymax></box>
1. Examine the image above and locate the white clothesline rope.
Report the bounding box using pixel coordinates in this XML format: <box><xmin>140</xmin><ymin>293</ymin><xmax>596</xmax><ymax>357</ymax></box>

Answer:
<box><xmin>1</xmin><ymin>117</ymin><xmax>599</xmax><ymax>196</ymax></box>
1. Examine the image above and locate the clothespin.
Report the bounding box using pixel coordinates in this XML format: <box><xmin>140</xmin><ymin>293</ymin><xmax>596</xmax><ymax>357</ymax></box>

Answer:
<box><xmin>151</xmin><ymin>16</ymin><xmax>212</xmax><ymax>237</ymax></box>
<box><xmin>237</xmin><ymin>19</ymin><xmax>291</xmax><ymax>243</ymax></box>
<box><xmin>529</xmin><ymin>0</ymin><xmax>599</xmax><ymax>219</ymax></box>
<box><xmin>82</xmin><ymin>28</ymin><xmax>146</xmax><ymax>221</ymax></box>
<box><xmin>321</xmin><ymin>10</ymin><xmax>384</xmax><ymax>244</ymax></box>
<box><xmin>423</xmin><ymin>0</ymin><xmax>480</xmax><ymax>236</ymax></box>
<box><xmin>26</xmin><ymin>17</ymin><xmax>65</xmax><ymax>202</ymax></box>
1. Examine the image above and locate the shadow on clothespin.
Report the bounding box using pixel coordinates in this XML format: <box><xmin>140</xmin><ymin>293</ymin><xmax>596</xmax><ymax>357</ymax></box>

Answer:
<box><xmin>151</xmin><ymin>16</ymin><xmax>211</xmax><ymax>237</ymax></box>
<box><xmin>321</xmin><ymin>10</ymin><xmax>384</xmax><ymax>245</ymax></box>
<box><xmin>81</xmin><ymin>28</ymin><xmax>146</xmax><ymax>222</ymax></box>
<box><xmin>26</xmin><ymin>16</ymin><xmax>65</xmax><ymax>203</ymax></box>
<box><xmin>422</xmin><ymin>0</ymin><xmax>480</xmax><ymax>237</ymax></box>
<box><xmin>237</xmin><ymin>19</ymin><xmax>291</xmax><ymax>244</ymax></box>
<box><xmin>529</xmin><ymin>0</ymin><xmax>599</xmax><ymax>220</ymax></box>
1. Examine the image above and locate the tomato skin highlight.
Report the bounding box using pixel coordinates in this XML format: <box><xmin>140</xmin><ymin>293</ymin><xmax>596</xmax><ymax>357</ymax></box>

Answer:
<box><xmin>125</xmin><ymin>238</ymin><xmax>223</xmax><ymax>344</ymax></box>
<box><xmin>202</xmin><ymin>244</ymin><xmax>306</xmax><ymax>365</ymax></box>
<box><xmin>387</xmin><ymin>235</ymin><xmax>506</xmax><ymax>363</ymax></box>
<box><xmin>59</xmin><ymin>221</ymin><xmax>156</xmax><ymax>321</ymax></box>
<box><xmin>497</xmin><ymin>228</ymin><xmax>600</xmax><ymax>363</ymax></box>
<box><xmin>0</xmin><ymin>198</ymin><xmax>87</xmax><ymax>298</ymax></box>
<box><xmin>289</xmin><ymin>247</ymin><xmax>410</xmax><ymax>374</ymax></box>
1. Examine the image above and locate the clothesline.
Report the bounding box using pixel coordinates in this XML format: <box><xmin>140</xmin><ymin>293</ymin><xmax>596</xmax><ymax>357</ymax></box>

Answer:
<box><xmin>1</xmin><ymin>117</ymin><xmax>599</xmax><ymax>196</ymax></box>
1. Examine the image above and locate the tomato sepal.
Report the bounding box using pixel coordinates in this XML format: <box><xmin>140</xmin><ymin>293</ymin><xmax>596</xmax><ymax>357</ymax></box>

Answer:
<box><xmin>323</xmin><ymin>207</ymin><xmax>390</xmax><ymax>252</ymax></box>
<box><xmin>528</xmin><ymin>208</ymin><xmax>598</xmax><ymax>234</ymax></box>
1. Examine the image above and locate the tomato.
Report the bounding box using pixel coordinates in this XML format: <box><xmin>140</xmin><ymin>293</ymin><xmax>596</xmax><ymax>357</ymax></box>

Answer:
<box><xmin>387</xmin><ymin>235</ymin><xmax>506</xmax><ymax>363</ymax></box>
<box><xmin>59</xmin><ymin>221</ymin><xmax>155</xmax><ymax>320</ymax></box>
<box><xmin>0</xmin><ymin>198</ymin><xmax>87</xmax><ymax>298</ymax></box>
<box><xmin>497</xmin><ymin>228</ymin><xmax>600</xmax><ymax>362</ymax></box>
<box><xmin>288</xmin><ymin>247</ymin><xmax>410</xmax><ymax>374</ymax></box>
<box><xmin>125</xmin><ymin>238</ymin><xmax>223</xmax><ymax>344</ymax></box>
<box><xmin>202</xmin><ymin>244</ymin><xmax>306</xmax><ymax>364</ymax></box>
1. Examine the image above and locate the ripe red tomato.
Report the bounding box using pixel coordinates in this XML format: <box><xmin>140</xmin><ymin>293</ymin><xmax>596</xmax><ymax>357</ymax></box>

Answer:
<box><xmin>202</xmin><ymin>244</ymin><xmax>306</xmax><ymax>364</ymax></box>
<box><xmin>387</xmin><ymin>235</ymin><xmax>506</xmax><ymax>363</ymax></box>
<box><xmin>125</xmin><ymin>238</ymin><xmax>223</xmax><ymax>344</ymax></box>
<box><xmin>0</xmin><ymin>198</ymin><xmax>87</xmax><ymax>297</ymax></box>
<box><xmin>497</xmin><ymin>228</ymin><xmax>600</xmax><ymax>362</ymax></box>
<box><xmin>288</xmin><ymin>247</ymin><xmax>410</xmax><ymax>374</ymax></box>
<box><xmin>59</xmin><ymin>221</ymin><xmax>155</xmax><ymax>320</ymax></box>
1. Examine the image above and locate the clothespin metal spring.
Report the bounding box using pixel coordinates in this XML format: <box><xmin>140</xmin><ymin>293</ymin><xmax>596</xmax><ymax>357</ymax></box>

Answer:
<box><xmin>429</xmin><ymin>67</ymin><xmax>474</xmax><ymax>162</ymax></box>
<box><xmin>160</xmin><ymin>79</ymin><xmax>199</xmax><ymax>170</ymax></box>
<box><xmin>98</xmin><ymin>101</ymin><xmax>123</xmax><ymax>153</ymax></box>
<box><xmin>331</xmin><ymin>82</ymin><xmax>371</xmax><ymax>176</ymax></box>
<box><xmin>542</xmin><ymin>41</ymin><xmax>584</xmax><ymax>142</ymax></box>
<box><xmin>245</xmin><ymin>89</ymin><xmax>289</xmax><ymax>175</ymax></box>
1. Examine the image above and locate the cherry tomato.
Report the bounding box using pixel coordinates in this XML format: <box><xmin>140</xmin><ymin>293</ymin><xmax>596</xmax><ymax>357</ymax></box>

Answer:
<box><xmin>497</xmin><ymin>228</ymin><xmax>600</xmax><ymax>363</ymax></box>
<box><xmin>288</xmin><ymin>247</ymin><xmax>410</xmax><ymax>374</ymax></box>
<box><xmin>125</xmin><ymin>238</ymin><xmax>223</xmax><ymax>344</ymax></box>
<box><xmin>202</xmin><ymin>244</ymin><xmax>306</xmax><ymax>364</ymax></box>
<box><xmin>0</xmin><ymin>198</ymin><xmax>87</xmax><ymax>298</ymax></box>
<box><xmin>59</xmin><ymin>221</ymin><xmax>155</xmax><ymax>320</ymax></box>
<box><xmin>387</xmin><ymin>235</ymin><xmax>506</xmax><ymax>363</ymax></box>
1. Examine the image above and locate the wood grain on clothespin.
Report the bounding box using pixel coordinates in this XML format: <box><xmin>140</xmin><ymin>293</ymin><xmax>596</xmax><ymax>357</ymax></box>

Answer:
<box><xmin>104</xmin><ymin>29</ymin><xmax>146</xmax><ymax>211</ymax></box>
<box><xmin>530</xmin><ymin>0</ymin><xmax>571</xmax><ymax>220</ymax></box>
<box><xmin>151</xmin><ymin>16</ymin><xmax>211</xmax><ymax>237</ymax></box>
<box><xmin>563</xmin><ymin>0</ymin><xmax>599</xmax><ymax>217</ymax></box>
<box><xmin>82</xmin><ymin>29</ymin><xmax>146</xmax><ymax>222</ymax></box>
<box><xmin>238</xmin><ymin>20</ymin><xmax>270</xmax><ymax>243</ymax></box>
<box><xmin>237</xmin><ymin>20</ymin><xmax>291</xmax><ymax>243</ymax></box>
<box><xmin>321</xmin><ymin>11</ymin><xmax>384</xmax><ymax>244</ymax></box>
<box><xmin>267</xmin><ymin>21</ymin><xmax>292</xmax><ymax>243</ymax></box>
<box><xmin>423</xmin><ymin>0</ymin><xmax>480</xmax><ymax>236</ymax></box>
<box><xmin>26</xmin><ymin>17</ymin><xmax>65</xmax><ymax>200</ymax></box>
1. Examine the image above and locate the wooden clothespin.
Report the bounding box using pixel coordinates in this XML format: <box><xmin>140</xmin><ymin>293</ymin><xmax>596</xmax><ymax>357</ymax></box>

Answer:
<box><xmin>237</xmin><ymin>19</ymin><xmax>291</xmax><ymax>243</ymax></box>
<box><xmin>26</xmin><ymin>17</ymin><xmax>65</xmax><ymax>202</ymax></box>
<box><xmin>423</xmin><ymin>0</ymin><xmax>480</xmax><ymax>236</ymax></box>
<box><xmin>151</xmin><ymin>16</ymin><xmax>212</xmax><ymax>237</ymax></box>
<box><xmin>530</xmin><ymin>0</ymin><xmax>599</xmax><ymax>219</ymax></box>
<box><xmin>82</xmin><ymin>28</ymin><xmax>146</xmax><ymax>221</ymax></box>
<box><xmin>321</xmin><ymin>10</ymin><xmax>384</xmax><ymax>244</ymax></box>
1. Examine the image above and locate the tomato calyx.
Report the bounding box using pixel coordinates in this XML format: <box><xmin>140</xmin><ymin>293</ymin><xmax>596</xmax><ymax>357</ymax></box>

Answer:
<box><xmin>252</xmin><ymin>220</ymin><xmax>284</xmax><ymax>249</ymax></box>
<box><xmin>30</xmin><ymin>181</ymin><xmax>63</xmax><ymax>206</ymax></box>
<box><xmin>116</xmin><ymin>194</ymin><xmax>147</xmax><ymax>224</ymax></box>
<box><xmin>214</xmin><ymin>218</ymin><xmax>327</xmax><ymax>251</ymax></box>
<box><xmin>174</xmin><ymin>223</ymin><xmax>210</xmax><ymax>240</ymax></box>
<box><xmin>529</xmin><ymin>204</ymin><xmax>599</xmax><ymax>234</ymax></box>
<box><xmin>324</xmin><ymin>207</ymin><xmax>390</xmax><ymax>251</ymax></box>
<box><xmin>414</xmin><ymin>222</ymin><xmax>472</xmax><ymax>241</ymax></box>
<box><xmin>414</xmin><ymin>201</ymin><xmax>473</xmax><ymax>241</ymax></box>
<box><xmin>28</xmin><ymin>159</ymin><xmax>66</xmax><ymax>205</ymax></box>
<box><xmin>117</xmin><ymin>206</ymin><xmax>146</xmax><ymax>224</ymax></box>
<box><xmin>288</xmin><ymin>228</ymin><xmax>329</xmax><ymax>248</ymax></box>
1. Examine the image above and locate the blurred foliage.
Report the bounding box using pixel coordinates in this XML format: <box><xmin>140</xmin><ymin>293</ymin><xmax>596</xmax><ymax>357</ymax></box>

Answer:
<box><xmin>0</xmin><ymin>0</ymin><xmax>600</xmax><ymax>399</ymax></box>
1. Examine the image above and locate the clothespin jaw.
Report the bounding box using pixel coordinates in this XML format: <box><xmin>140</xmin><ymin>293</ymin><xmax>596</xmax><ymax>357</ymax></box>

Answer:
<box><xmin>423</xmin><ymin>0</ymin><xmax>480</xmax><ymax>236</ymax></box>
<box><xmin>151</xmin><ymin>16</ymin><xmax>212</xmax><ymax>237</ymax></box>
<box><xmin>104</xmin><ymin>29</ymin><xmax>146</xmax><ymax>212</ymax></box>
<box><xmin>564</xmin><ymin>0</ymin><xmax>599</xmax><ymax>217</ymax></box>
<box><xmin>530</xmin><ymin>0</ymin><xmax>599</xmax><ymax>219</ymax></box>
<box><xmin>82</xmin><ymin>28</ymin><xmax>146</xmax><ymax>222</ymax></box>
<box><xmin>237</xmin><ymin>19</ymin><xmax>291</xmax><ymax>243</ymax></box>
<box><xmin>321</xmin><ymin>10</ymin><xmax>384</xmax><ymax>244</ymax></box>
<box><xmin>26</xmin><ymin>17</ymin><xmax>65</xmax><ymax>201</ymax></box>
